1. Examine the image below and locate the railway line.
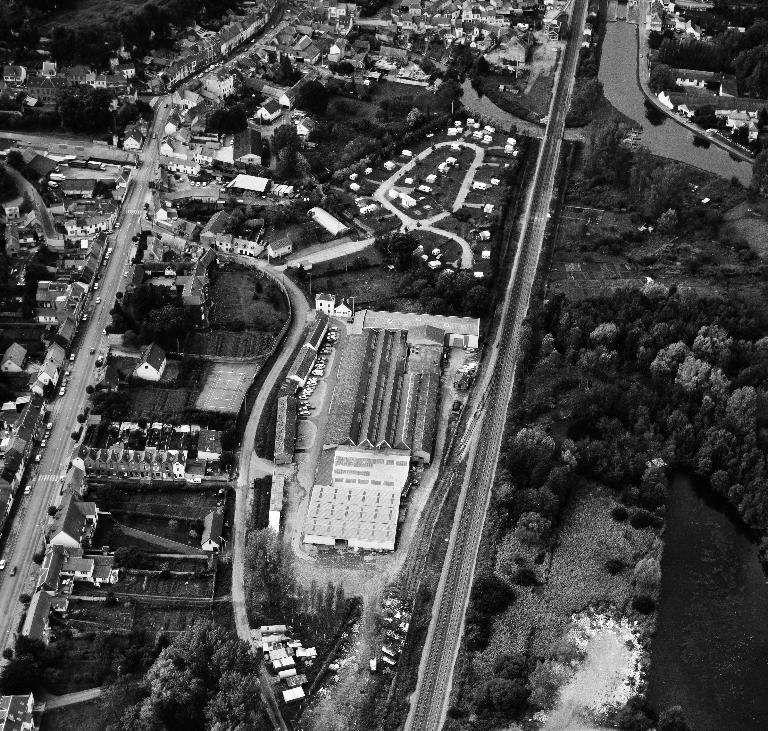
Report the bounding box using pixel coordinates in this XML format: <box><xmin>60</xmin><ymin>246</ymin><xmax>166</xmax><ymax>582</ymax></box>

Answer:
<box><xmin>404</xmin><ymin>0</ymin><xmax>590</xmax><ymax>727</ymax></box>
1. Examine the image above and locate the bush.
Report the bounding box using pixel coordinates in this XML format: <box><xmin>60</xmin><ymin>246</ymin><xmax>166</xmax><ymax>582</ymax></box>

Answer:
<box><xmin>605</xmin><ymin>558</ymin><xmax>625</xmax><ymax>574</ymax></box>
<box><xmin>528</xmin><ymin>659</ymin><xmax>570</xmax><ymax>710</ymax></box>
<box><xmin>629</xmin><ymin>508</ymin><xmax>654</xmax><ymax>529</ymax></box>
<box><xmin>512</xmin><ymin>567</ymin><xmax>539</xmax><ymax>586</ymax></box>
<box><xmin>18</xmin><ymin>594</ymin><xmax>30</xmax><ymax>605</ymax></box>
<box><xmin>611</xmin><ymin>505</ymin><xmax>628</xmax><ymax>522</ymax></box>
<box><xmin>470</xmin><ymin>573</ymin><xmax>516</xmax><ymax>615</ymax></box>
<box><xmin>632</xmin><ymin>595</ymin><xmax>656</xmax><ymax>614</ymax></box>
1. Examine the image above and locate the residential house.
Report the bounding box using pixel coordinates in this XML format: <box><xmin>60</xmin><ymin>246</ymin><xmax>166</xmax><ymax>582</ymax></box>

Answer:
<box><xmin>2</xmin><ymin>65</ymin><xmax>27</xmax><ymax>84</ymax></box>
<box><xmin>26</xmin><ymin>76</ymin><xmax>68</xmax><ymax>106</ymax></box>
<box><xmin>1</xmin><ymin>343</ymin><xmax>26</xmax><ymax>373</ymax></box>
<box><xmin>201</xmin><ymin>510</ymin><xmax>224</xmax><ymax>551</ymax></box>
<box><xmin>133</xmin><ymin>343</ymin><xmax>166</xmax><ymax>381</ymax></box>
<box><xmin>41</xmin><ymin>61</ymin><xmax>57</xmax><ymax>77</ymax></box>
<box><xmin>267</xmin><ymin>237</ymin><xmax>293</xmax><ymax>259</ymax></box>
<box><xmin>203</xmin><ymin>70</ymin><xmax>235</xmax><ymax>100</ymax></box>
<box><xmin>294</xmin><ymin>115</ymin><xmax>315</xmax><ymax>139</ymax></box>
<box><xmin>21</xmin><ymin>590</ymin><xmax>51</xmax><ymax>643</ymax></box>
<box><xmin>122</xmin><ymin>125</ymin><xmax>144</xmax><ymax>150</ymax></box>
<box><xmin>48</xmin><ymin>491</ymin><xmax>98</xmax><ymax>548</ymax></box>
<box><xmin>72</xmin><ymin>445</ymin><xmax>188</xmax><ymax>481</ymax></box>
<box><xmin>256</xmin><ymin>98</ymin><xmax>282</xmax><ymax>123</ymax></box>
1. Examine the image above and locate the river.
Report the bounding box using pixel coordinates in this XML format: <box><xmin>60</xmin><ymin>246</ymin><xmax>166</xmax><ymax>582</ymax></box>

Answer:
<box><xmin>647</xmin><ymin>474</ymin><xmax>768</xmax><ymax>729</ymax></box>
<box><xmin>599</xmin><ymin>22</ymin><xmax>752</xmax><ymax>185</ymax></box>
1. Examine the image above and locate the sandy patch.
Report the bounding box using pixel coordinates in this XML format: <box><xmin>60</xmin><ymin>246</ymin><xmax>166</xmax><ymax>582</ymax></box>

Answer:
<box><xmin>541</xmin><ymin>613</ymin><xmax>644</xmax><ymax>731</ymax></box>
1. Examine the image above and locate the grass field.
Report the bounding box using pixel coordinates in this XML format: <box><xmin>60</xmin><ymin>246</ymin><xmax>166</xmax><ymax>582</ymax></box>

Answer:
<box><xmin>210</xmin><ymin>266</ymin><xmax>288</xmax><ymax>332</ymax></box>
<box><xmin>41</xmin><ymin>702</ymin><xmax>102</xmax><ymax>731</ymax></box>
<box><xmin>41</xmin><ymin>0</ymin><xmax>165</xmax><ymax>30</ymax></box>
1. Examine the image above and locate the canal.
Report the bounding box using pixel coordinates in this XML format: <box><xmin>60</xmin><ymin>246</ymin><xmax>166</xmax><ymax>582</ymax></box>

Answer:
<box><xmin>599</xmin><ymin>22</ymin><xmax>752</xmax><ymax>185</ymax></box>
<box><xmin>647</xmin><ymin>474</ymin><xmax>768</xmax><ymax>729</ymax></box>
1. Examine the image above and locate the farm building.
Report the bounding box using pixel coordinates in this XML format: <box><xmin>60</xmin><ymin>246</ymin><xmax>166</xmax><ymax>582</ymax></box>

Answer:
<box><xmin>308</xmin><ymin>207</ymin><xmax>349</xmax><ymax>237</ymax></box>
<box><xmin>303</xmin><ymin>446</ymin><xmax>410</xmax><ymax>551</ymax></box>
<box><xmin>274</xmin><ymin>396</ymin><xmax>297</xmax><ymax>465</ymax></box>
<box><xmin>201</xmin><ymin>510</ymin><xmax>224</xmax><ymax>551</ymax></box>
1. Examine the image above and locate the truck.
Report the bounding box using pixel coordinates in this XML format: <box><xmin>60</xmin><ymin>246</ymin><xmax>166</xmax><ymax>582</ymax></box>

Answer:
<box><xmin>49</xmin><ymin>172</ymin><xmax>66</xmax><ymax>181</ymax></box>
<box><xmin>69</xmin><ymin>159</ymin><xmax>89</xmax><ymax>168</ymax></box>
<box><xmin>88</xmin><ymin>160</ymin><xmax>107</xmax><ymax>171</ymax></box>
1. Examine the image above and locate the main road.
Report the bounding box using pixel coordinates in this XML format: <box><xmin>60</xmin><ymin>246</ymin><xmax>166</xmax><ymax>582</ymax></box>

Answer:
<box><xmin>405</xmin><ymin>0</ymin><xmax>589</xmax><ymax>727</ymax></box>
<box><xmin>0</xmin><ymin>101</ymin><xmax>171</xmax><ymax>653</ymax></box>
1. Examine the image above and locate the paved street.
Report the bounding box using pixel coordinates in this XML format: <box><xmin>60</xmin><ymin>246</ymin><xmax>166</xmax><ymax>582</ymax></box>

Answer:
<box><xmin>0</xmin><ymin>101</ymin><xmax>170</xmax><ymax>655</ymax></box>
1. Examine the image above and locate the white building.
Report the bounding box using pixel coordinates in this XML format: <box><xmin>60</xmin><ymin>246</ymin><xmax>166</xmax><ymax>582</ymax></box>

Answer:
<box><xmin>133</xmin><ymin>343</ymin><xmax>166</xmax><ymax>381</ymax></box>
<box><xmin>308</xmin><ymin>207</ymin><xmax>349</xmax><ymax>237</ymax></box>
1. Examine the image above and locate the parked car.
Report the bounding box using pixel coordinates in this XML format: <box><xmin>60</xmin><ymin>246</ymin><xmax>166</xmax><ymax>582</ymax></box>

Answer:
<box><xmin>10</xmin><ymin>566</ymin><xmax>17</xmax><ymax>576</ymax></box>
<box><xmin>0</xmin><ymin>560</ymin><xmax>6</xmax><ymax>571</ymax></box>
<box><xmin>59</xmin><ymin>387</ymin><xmax>66</xmax><ymax>396</ymax></box>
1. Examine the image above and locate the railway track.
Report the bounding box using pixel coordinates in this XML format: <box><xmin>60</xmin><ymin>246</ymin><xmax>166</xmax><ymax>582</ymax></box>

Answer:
<box><xmin>405</xmin><ymin>0</ymin><xmax>590</xmax><ymax>728</ymax></box>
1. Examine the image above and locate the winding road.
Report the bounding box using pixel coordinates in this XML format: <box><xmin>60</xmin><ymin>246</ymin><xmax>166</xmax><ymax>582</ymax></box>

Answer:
<box><xmin>405</xmin><ymin>0</ymin><xmax>589</xmax><ymax>727</ymax></box>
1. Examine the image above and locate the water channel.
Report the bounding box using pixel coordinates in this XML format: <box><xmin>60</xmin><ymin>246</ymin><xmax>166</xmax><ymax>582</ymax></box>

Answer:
<box><xmin>646</xmin><ymin>474</ymin><xmax>768</xmax><ymax>729</ymax></box>
<box><xmin>599</xmin><ymin>22</ymin><xmax>752</xmax><ymax>185</ymax></box>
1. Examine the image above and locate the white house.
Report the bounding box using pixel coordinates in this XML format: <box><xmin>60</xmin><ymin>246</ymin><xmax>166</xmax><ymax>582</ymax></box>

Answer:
<box><xmin>133</xmin><ymin>343</ymin><xmax>166</xmax><ymax>382</ymax></box>
<box><xmin>256</xmin><ymin>98</ymin><xmax>282</xmax><ymax>123</ymax></box>
<box><xmin>267</xmin><ymin>238</ymin><xmax>293</xmax><ymax>259</ymax></box>
<box><xmin>201</xmin><ymin>511</ymin><xmax>224</xmax><ymax>551</ymax></box>
<box><xmin>1</xmin><ymin>343</ymin><xmax>26</xmax><ymax>373</ymax></box>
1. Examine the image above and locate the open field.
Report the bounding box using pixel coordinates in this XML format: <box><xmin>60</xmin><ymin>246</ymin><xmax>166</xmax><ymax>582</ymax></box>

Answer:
<box><xmin>40</xmin><ymin>702</ymin><xmax>102</xmax><ymax>731</ymax></box>
<box><xmin>210</xmin><ymin>266</ymin><xmax>288</xmax><ymax>331</ymax></box>
<box><xmin>307</xmin><ymin>266</ymin><xmax>421</xmax><ymax>311</ymax></box>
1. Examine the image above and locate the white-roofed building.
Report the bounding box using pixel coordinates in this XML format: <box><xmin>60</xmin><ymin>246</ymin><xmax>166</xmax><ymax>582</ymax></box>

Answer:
<box><xmin>308</xmin><ymin>207</ymin><xmax>349</xmax><ymax>237</ymax></box>
<box><xmin>227</xmin><ymin>174</ymin><xmax>270</xmax><ymax>194</ymax></box>
<box><xmin>269</xmin><ymin>473</ymin><xmax>284</xmax><ymax>533</ymax></box>
<box><xmin>352</xmin><ymin>309</ymin><xmax>480</xmax><ymax>349</ymax></box>
<box><xmin>303</xmin><ymin>446</ymin><xmax>410</xmax><ymax>551</ymax></box>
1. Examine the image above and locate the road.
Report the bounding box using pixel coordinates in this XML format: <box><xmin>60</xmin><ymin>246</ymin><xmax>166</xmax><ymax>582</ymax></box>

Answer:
<box><xmin>0</xmin><ymin>101</ymin><xmax>171</xmax><ymax>655</ymax></box>
<box><xmin>3</xmin><ymin>163</ymin><xmax>57</xmax><ymax>240</ymax></box>
<box><xmin>231</xmin><ymin>256</ymin><xmax>310</xmax><ymax>731</ymax></box>
<box><xmin>404</xmin><ymin>0</ymin><xmax>589</xmax><ymax>728</ymax></box>
<box><xmin>43</xmin><ymin>687</ymin><xmax>103</xmax><ymax>710</ymax></box>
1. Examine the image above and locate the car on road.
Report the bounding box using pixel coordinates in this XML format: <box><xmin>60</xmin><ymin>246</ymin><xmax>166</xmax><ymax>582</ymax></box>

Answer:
<box><xmin>114</xmin><ymin>222</ymin><xmax>121</xmax><ymax>229</ymax></box>
<box><xmin>90</xmin><ymin>347</ymin><xmax>96</xmax><ymax>354</ymax></box>
<box><xmin>10</xmin><ymin>566</ymin><xmax>17</xmax><ymax>576</ymax></box>
<box><xmin>0</xmin><ymin>560</ymin><xmax>6</xmax><ymax>571</ymax></box>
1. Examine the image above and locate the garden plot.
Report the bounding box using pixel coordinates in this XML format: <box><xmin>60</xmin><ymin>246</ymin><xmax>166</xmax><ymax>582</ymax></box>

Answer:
<box><xmin>183</xmin><ymin>330</ymin><xmax>275</xmax><ymax>358</ymax></box>
<box><xmin>195</xmin><ymin>362</ymin><xmax>259</xmax><ymax>413</ymax></box>
<box><xmin>124</xmin><ymin>386</ymin><xmax>200</xmax><ymax>422</ymax></box>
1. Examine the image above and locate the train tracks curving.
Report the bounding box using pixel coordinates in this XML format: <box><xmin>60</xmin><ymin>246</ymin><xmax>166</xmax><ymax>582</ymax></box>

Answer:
<box><xmin>405</xmin><ymin>0</ymin><xmax>590</xmax><ymax>728</ymax></box>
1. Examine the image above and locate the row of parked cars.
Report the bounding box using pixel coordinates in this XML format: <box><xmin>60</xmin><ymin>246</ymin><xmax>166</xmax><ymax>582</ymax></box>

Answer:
<box><xmin>297</xmin><ymin>327</ymin><xmax>339</xmax><ymax>418</ymax></box>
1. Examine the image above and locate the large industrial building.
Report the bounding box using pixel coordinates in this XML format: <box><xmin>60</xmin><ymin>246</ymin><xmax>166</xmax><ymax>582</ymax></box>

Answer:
<box><xmin>302</xmin><ymin>309</ymin><xmax>482</xmax><ymax>552</ymax></box>
<box><xmin>303</xmin><ymin>446</ymin><xmax>410</xmax><ymax>551</ymax></box>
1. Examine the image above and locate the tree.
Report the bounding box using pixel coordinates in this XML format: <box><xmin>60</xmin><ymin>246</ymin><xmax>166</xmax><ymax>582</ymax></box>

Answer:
<box><xmin>751</xmin><ymin>149</ymin><xmax>768</xmax><ymax>195</ymax></box>
<box><xmin>527</xmin><ymin>659</ymin><xmax>570</xmax><ymax>710</ymax></box>
<box><xmin>57</xmin><ymin>87</ymin><xmax>114</xmax><ymax>133</ymax></box>
<box><xmin>375</xmin><ymin>232</ymin><xmax>419</xmax><ymax>270</ymax></box>
<box><xmin>515</xmin><ymin>511</ymin><xmax>551</xmax><ymax>545</ymax></box>
<box><xmin>649</xmin><ymin>63</ymin><xmax>677</xmax><ymax>92</ymax></box>
<box><xmin>204</xmin><ymin>671</ymin><xmax>263</xmax><ymax>728</ymax></box>
<box><xmin>220</xmin><ymin>452</ymin><xmax>236</xmax><ymax>472</ymax></box>
<box><xmin>478</xmin><ymin>677</ymin><xmax>528</xmax><ymax>714</ymax></box>
<box><xmin>297</xmin><ymin>80</ymin><xmax>329</xmax><ymax>115</ymax></box>
<box><xmin>656</xmin><ymin>208</ymin><xmax>678</xmax><ymax>233</ymax></box>
<box><xmin>658</xmin><ymin>706</ymin><xmax>692</xmax><ymax>731</ymax></box>
<box><xmin>6</xmin><ymin>150</ymin><xmax>23</xmax><ymax>170</ymax></box>
<box><xmin>47</xmin><ymin>505</ymin><xmax>57</xmax><ymax>517</ymax></box>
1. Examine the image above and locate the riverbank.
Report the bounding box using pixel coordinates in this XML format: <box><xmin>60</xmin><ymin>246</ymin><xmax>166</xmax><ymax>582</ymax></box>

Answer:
<box><xmin>599</xmin><ymin>21</ymin><xmax>752</xmax><ymax>185</ymax></box>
